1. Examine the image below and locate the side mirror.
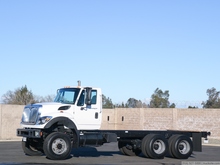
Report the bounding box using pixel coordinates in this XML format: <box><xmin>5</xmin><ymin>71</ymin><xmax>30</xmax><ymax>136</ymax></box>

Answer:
<box><xmin>85</xmin><ymin>88</ymin><xmax>92</xmax><ymax>105</ymax></box>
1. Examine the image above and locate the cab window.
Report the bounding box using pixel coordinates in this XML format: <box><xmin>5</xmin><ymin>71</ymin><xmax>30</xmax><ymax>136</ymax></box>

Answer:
<box><xmin>77</xmin><ymin>90</ymin><xmax>85</xmax><ymax>106</ymax></box>
<box><xmin>91</xmin><ymin>90</ymin><xmax>97</xmax><ymax>104</ymax></box>
<box><xmin>77</xmin><ymin>89</ymin><xmax>97</xmax><ymax>106</ymax></box>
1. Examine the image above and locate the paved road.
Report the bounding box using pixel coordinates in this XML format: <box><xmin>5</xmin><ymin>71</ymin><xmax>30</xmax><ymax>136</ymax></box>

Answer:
<box><xmin>0</xmin><ymin>141</ymin><xmax>220</xmax><ymax>165</ymax></box>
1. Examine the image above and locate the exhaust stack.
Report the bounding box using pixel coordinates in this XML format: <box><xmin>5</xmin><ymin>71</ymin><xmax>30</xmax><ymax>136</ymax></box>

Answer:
<box><xmin>77</xmin><ymin>80</ymin><xmax>81</xmax><ymax>87</ymax></box>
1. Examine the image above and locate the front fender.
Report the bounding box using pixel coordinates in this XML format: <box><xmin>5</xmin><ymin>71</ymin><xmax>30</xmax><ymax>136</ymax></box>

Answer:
<box><xmin>45</xmin><ymin>117</ymin><xmax>79</xmax><ymax>147</ymax></box>
<box><xmin>45</xmin><ymin>117</ymin><xmax>78</xmax><ymax>131</ymax></box>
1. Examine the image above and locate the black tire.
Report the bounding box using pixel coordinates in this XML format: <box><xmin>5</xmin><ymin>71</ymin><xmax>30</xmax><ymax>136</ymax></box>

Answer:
<box><xmin>168</xmin><ymin>135</ymin><xmax>178</xmax><ymax>157</ymax></box>
<box><xmin>22</xmin><ymin>138</ymin><xmax>43</xmax><ymax>156</ymax></box>
<box><xmin>118</xmin><ymin>141</ymin><xmax>125</xmax><ymax>155</ymax></box>
<box><xmin>43</xmin><ymin>132</ymin><xmax>72</xmax><ymax>160</ymax></box>
<box><xmin>118</xmin><ymin>141</ymin><xmax>141</xmax><ymax>156</ymax></box>
<box><xmin>142</xmin><ymin>134</ymin><xmax>168</xmax><ymax>159</ymax></box>
<box><xmin>141</xmin><ymin>135</ymin><xmax>150</xmax><ymax>158</ymax></box>
<box><xmin>123</xmin><ymin>145</ymin><xmax>141</xmax><ymax>156</ymax></box>
<box><xmin>170</xmin><ymin>135</ymin><xmax>193</xmax><ymax>159</ymax></box>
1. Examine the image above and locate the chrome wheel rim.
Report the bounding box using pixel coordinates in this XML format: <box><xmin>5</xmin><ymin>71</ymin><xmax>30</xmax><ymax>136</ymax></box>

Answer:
<box><xmin>153</xmin><ymin>139</ymin><xmax>166</xmax><ymax>154</ymax></box>
<box><xmin>51</xmin><ymin>138</ymin><xmax>67</xmax><ymax>155</ymax></box>
<box><xmin>178</xmin><ymin>140</ymin><xmax>190</xmax><ymax>154</ymax></box>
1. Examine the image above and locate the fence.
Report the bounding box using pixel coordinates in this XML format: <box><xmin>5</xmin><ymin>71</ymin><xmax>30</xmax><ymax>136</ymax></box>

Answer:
<box><xmin>0</xmin><ymin>104</ymin><xmax>219</xmax><ymax>142</ymax></box>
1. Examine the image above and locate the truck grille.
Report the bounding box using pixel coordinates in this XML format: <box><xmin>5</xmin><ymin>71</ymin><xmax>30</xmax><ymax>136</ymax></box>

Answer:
<box><xmin>22</xmin><ymin>106</ymin><xmax>40</xmax><ymax>124</ymax></box>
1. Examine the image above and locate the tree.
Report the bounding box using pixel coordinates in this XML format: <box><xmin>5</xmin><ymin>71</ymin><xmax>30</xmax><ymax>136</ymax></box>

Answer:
<box><xmin>169</xmin><ymin>103</ymin><xmax>176</xmax><ymax>108</ymax></box>
<box><xmin>142</xmin><ymin>102</ymin><xmax>148</xmax><ymax>108</ymax></box>
<box><xmin>102</xmin><ymin>94</ymin><xmax>114</xmax><ymax>109</ymax></box>
<box><xmin>2</xmin><ymin>85</ymin><xmax>35</xmax><ymax>105</ymax></box>
<box><xmin>149</xmin><ymin>88</ymin><xmax>175</xmax><ymax>108</ymax></box>
<box><xmin>126</xmin><ymin>98</ymin><xmax>144</xmax><ymax>108</ymax></box>
<box><xmin>121</xmin><ymin>102</ymin><xmax>125</xmax><ymax>108</ymax></box>
<box><xmin>1</xmin><ymin>86</ymin><xmax>56</xmax><ymax>105</ymax></box>
<box><xmin>127</xmin><ymin>98</ymin><xmax>137</xmax><ymax>108</ymax></box>
<box><xmin>188</xmin><ymin>106</ymin><xmax>198</xmax><ymax>109</ymax></box>
<box><xmin>114</xmin><ymin>102</ymin><xmax>125</xmax><ymax>108</ymax></box>
<box><xmin>202</xmin><ymin>87</ymin><xmax>220</xmax><ymax>108</ymax></box>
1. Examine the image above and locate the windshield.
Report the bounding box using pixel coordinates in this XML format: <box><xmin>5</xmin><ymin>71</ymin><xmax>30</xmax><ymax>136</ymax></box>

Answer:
<box><xmin>54</xmin><ymin>88</ymin><xmax>80</xmax><ymax>104</ymax></box>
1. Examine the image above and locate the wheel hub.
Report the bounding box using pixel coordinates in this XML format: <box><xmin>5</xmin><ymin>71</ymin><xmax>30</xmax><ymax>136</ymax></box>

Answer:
<box><xmin>178</xmin><ymin>140</ymin><xmax>190</xmax><ymax>154</ymax></box>
<box><xmin>179</xmin><ymin>144</ymin><xmax>184</xmax><ymax>150</ymax></box>
<box><xmin>57</xmin><ymin>143</ymin><xmax>62</xmax><ymax>150</ymax></box>
<box><xmin>52</xmin><ymin>138</ymin><xmax>67</xmax><ymax>155</ymax></box>
<box><xmin>154</xmin><ymin>144</ymin><xmax>159</xmax><ymax>150</ymax></box>
<box><xmin>153</xmin><ymin>140</ymin><xmax>166</xmax><ymax>154</ymax></box>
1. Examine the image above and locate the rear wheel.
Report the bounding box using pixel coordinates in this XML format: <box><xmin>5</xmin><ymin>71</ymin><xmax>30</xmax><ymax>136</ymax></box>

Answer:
<box><xmin>170</xmin><ymin>135</ymin><xmax>193</xmax><ymax>159</ymax></box>
<box><xmin>168</xmin><ymin>135</ymin><xmax>177</xmax><ymax>157</ymax></box>
<box><xmin>22</xmin><ymin>138</ymin><xmax>43</xmax><ymax>156</ymax></box>
<box><xmin>118</xmin><ymin>141</ymin><xmax>141</xmax><ymax>156</ymax></box>
<box><xmin>141</xmin><ymin>134</ymin><xmax>168</xmax><ymax>159</ymax></box>
<box><xmin>43</xmin><ymin>132</ymin><xmax>72</xmax><ymax>160</ymax></box>
<box><xmin>118</xmin><ymin>141</ymin><xmax>125</xmax><ymax>155</ymax></box>
<box><xmin>141</xmin><ymin>136</ymin><xmax>149</xmax><ymax>158</ymax></box>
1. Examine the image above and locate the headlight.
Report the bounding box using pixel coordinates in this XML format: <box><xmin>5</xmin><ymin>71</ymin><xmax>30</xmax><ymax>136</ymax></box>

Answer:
<box><xmin>37</xmin><ymin>116</ymin><xmax>52</xmax><ymax>125</ymax></box>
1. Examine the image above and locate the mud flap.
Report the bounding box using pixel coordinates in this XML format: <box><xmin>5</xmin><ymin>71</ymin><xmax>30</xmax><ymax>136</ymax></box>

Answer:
<box><xmin>192</xmin><ymin>132</ymin><xmax>202</xmax><ymax>152</ymax></box>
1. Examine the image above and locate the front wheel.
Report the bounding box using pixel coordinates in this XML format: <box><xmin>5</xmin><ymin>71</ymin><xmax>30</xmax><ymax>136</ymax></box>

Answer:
<box><xmin>22</xmin><ymin>138</ymin><xmax>43</xmax><ymax>156</ymax></box>
<box><xmin>43</xmin><ymin>132</ymin><xmax>72</xmax><ymax>160</ymax></box>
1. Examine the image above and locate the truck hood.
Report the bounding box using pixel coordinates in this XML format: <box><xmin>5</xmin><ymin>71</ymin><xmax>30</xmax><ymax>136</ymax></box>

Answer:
<box><xmin>33</xmin><ymin>102</ymin><xmax>72</xmax><ymax>112</ymax></box>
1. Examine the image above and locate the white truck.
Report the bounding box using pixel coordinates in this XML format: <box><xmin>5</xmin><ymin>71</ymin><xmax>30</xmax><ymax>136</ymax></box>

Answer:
<box><xmin>17</xmin><ymin>82</ymin><xmax>210</xmax><ymax>160</ymax></box>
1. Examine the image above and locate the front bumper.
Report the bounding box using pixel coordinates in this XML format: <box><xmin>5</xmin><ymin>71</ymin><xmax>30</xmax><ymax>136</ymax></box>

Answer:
<box><xmin>17</xmin><ymin>128</ymin><xmax>42</xmax><ymax>138</ymax></box>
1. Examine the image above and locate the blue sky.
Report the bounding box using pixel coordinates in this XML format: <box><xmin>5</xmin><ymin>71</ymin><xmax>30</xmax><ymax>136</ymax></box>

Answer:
<box><xmin>0</xmin><ymin>0</ymin><xmax>220</xmax><ymax>107</ymax></box>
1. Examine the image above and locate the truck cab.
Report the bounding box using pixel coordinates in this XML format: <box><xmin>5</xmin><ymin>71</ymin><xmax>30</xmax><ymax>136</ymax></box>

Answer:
<box><xmin>20</xmin><ymin>85</ymin><xmax>102</xmax><ymax>130</ymax></box>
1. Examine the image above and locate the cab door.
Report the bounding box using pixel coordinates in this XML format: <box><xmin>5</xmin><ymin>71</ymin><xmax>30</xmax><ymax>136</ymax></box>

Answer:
<box><xmin>75</xmin><ymin>88</ymin><xmax>102</xmax><ymax>130</ymax></box>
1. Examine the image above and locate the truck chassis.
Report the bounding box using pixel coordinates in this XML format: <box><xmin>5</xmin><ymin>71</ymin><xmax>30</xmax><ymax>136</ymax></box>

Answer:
<box><xmin>17</xmin><ymin>128</ymin><xmax>210</xmax><ymax>160</ymax></box>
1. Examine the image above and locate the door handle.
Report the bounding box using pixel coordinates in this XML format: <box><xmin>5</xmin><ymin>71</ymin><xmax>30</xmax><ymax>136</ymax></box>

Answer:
<box><xmin>95</xmin><ymin>112</ymin><xmax>98</xmax><ymax>119</ymax></box>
